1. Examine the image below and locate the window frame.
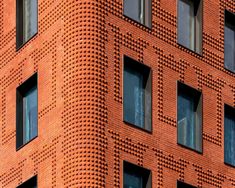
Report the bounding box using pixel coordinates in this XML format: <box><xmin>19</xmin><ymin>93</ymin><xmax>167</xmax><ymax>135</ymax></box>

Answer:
<box><xmin>16</xmin><ymin>0</ymin><xmax>38</xmax><ymax>50</ymax></box>
<box><xmin>123</xmin><ymin>0</ymin><xmax>152</xmax><ymax>28</ymax></box>
<box><xmin>177</xmin><ymin>0</ymin><xmax>203</xmax><ymax>55</ymax></box>
<box><xmin>224</xmin><ymin>10</ymin><xmax>235</xmax><ymax>73</ymax></box>
<box><xmin>122</xmin><ymin>55</ymin><xmax>152</xmax><ymax>133</ymax></box>
<box><xmin>176</xmin><ymin>81</ymin><xmax>203</xmax><ymax>154</ymax></box>
<box><xmin>224</xmin><ymin>104</ymin><xmax>235</xmax><ymax>167</ymax></box>
<box><xmin>123</xmin><ymin>160</ymin><xmax>152</xmax><ymax>188</ymax></box>
<box><xmin>17</xmin><ymin>175</ymin><xmax>37</xmax><ymax>188</ymax></box>
<box><xmin>16</xmin><ymin>73</ymin><xmax>38</xmax><ymax>150</ymax></box>
<box><xmin>177</xmin><ymin>181</ymin><xmax>197</xmax><ymax>188</ymax></box>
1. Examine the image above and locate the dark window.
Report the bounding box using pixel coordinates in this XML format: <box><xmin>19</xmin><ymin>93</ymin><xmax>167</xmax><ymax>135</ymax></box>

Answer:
<box><xmin>177</xmin><ymin>181</ymin><xmax>197</xmax><ymax>188</ymax></box>
<box><xmin>177</xmin><ymin>0</ymin><xmax>202</xmax><ymax>53</ymax></box>
<box><xmin>123</xmin><ymin>56</ymin><xmax>152</xmax><ymax>131</ymax></box>
<box><xmin>123</xmin><ymin>0</ymin><xmax>152</xmax><ymax>28</ymax></box>
<box><xmin>224</xmin><ymin>10</ymin><xmax>235</xmax><ymax>72</ymax></box>
<box><xmin>124</xmin><ymin>161</ymin><xmax>151</xmax><ymax>188</ymax></box>
<box><xmin>177</xmin><ymin>82</ymin><xmax>202</xmax><ymax>152</ymax></box>
<box><xmin>224</xmin><ymin>104</ymin><xmax>235</xmax><ymax>166</ymax></box>
<box><xmin>16</xmin><ymin>0</ymin><xmax>38</xmax><ymax>49</ymax></box>
<box><xmin>16</xmin><ymin>73</ymin><xmax>38</xmax><ymax>149</ymax></box>
<box><xmin>17</xmin><ymin>175</ymin><xmax>37</xmax><ymax>188</ymax></box>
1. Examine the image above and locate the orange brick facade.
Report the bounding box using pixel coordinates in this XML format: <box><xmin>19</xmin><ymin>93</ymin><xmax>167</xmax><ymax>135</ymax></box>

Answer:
<box><xmin>0</xmin><ymin>0</ymin><xmax>235</xmax><ymax>187</ymax></box>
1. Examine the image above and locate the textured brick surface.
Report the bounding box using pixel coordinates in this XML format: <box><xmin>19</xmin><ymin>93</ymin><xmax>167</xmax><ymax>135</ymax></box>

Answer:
<box><xmin>0</xmin><ymin>0</ymin><xmax>235</xmax><ymax>187</ymax></box>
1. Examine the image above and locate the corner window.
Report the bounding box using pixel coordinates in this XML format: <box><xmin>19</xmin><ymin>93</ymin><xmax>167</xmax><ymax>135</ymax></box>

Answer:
<box><xmin>177</xmin><ymin>181</ymin><xmax>196</xmax><ymax>188</ymax></box>
<box><xmin>124</xmin><ymin>161</ymin><xmax>151</xmax><ymax>188</ymax></box>
<box><xmin>123</xmin><ymin>56</ymin><xmax>152</xmax><ymax>131</ymax></box>
<box><xmin>17</xmin><ymin>175</ymin><xmax>37</xmax><ymax>188</ymax></box>
<box><xmin>177</xmin><ymin>0</ymin><xmax>202</xmax><ymax>53</ymax></box>
<box><xmin>224</xmin><ymin>10</ymin><xmax>235</xmax><ymax>72</ymax></box>
<box><xmin>224</xmin><ymin>104</ymin><xmax>235</xmax><ymax>166</ymax></box>
<box><xmin>123</xmin><ymin>0</ymin><xmax>152</xmax><ymax>28</ymax></box>
<box><xmin>177</xmin><ymin>82</ymin><xmax>202</xmax><ymax>152</ymax></box>
<box><xmin>16</xmin><ymin>73</ymin><xmax>38</xmax><ymax>149</ymax></box>
<box><xmin>16</xmin><ymin>0</ymin><xmax>38</xmax><ymax>49</ymax></box>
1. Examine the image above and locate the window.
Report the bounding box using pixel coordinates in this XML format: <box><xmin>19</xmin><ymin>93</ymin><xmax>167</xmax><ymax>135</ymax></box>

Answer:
<box><xmin>16</xmin><ymin>0</ymin><xmax>38</xmax><ymax>49</ymax></box>
<box><xmin>16</xmin><ymin>73</ymin><xmax>38</xmax><ymax>149</ymax></box>
<box><xmin>177</xmin><ymin>0</ymin><xmax>202</xmax><ymax>53</ymax></box>
<box><xmin>177</xmin><ymin>82</ymin><xmax>202</xmax><ymax>152</ymax></box>
<box><xmin>123</xmin><ymin>0</ymin><xmax>152</xmax><ymax>28</ymax></box>
<box><xmin>123</xmin><ymin>56</ymin><xmax>152</xmax><ymax>131</ymax></box>
<box><xmin>224</xmin><ymin>104</ymin><xmax>235</xmax><ymax>166</ymax></box>
<box><xmin>17</xmin><ymin>175</ymin><xmax>37</xmax><ymax>188</ymax></box>
<box><xmin>177</xmin><ymin>181</ymin><xmax>196</xmax><ymax>188</ymax></box>
<box><xmin>224</xmin><ymin>10</ymin><xmax>235</xmax><ymax>72</ymax></box>
<box><xmin>123</xmin><ymin>161</ymin><xmax>151</xmax><ymax>188</ymax></box>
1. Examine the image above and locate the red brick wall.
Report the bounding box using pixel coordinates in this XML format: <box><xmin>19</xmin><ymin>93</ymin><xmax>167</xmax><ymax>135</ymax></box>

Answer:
<box><xmin>105</xmin><ymin>0</ymin><xmax>235</xmax><ymax>187</ymax></box>
<box><xmin>0</xmin><ymin>0</ymin><xmax>64</xmax><ymax>187</ymax></box>
<box><xmin>0</xmin><ymin>0</ymin><xmax>235</xmax><ymax>187</ymax></box>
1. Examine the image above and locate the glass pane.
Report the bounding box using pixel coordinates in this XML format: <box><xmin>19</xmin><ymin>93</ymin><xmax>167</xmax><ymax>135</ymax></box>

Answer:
<box><xmin>144</xmin><ymin>73</ymin><xmax>151</xmax><ymax>131</ymax></box>
<box><xmin>124</xmin><ymin>65</ymin><xmax>144</xmax><ymax>128</ymax></box>
<box><xmin>177</xmin><ymin>84</ymin><xmax>201</xmax><ymax>151</ymax></box>
<box><xmin>224</xmin><ymin>24</ymin><xmax>235</xmax><ymax>72</ymax></box>
<box><xmin>23</xmin><ymin>86</ymin><xmax>37</xmax><ymax>143</ymax></box>
<box><xmin>23</xmin><ymin>0</ymin><xmax>37</xmax><ymax>42</ymax></box>
<box><xmin>124</xmin><ymin>171</ymin><xmax>142</xmax><ymax>188</ymax></box>
<box><xmin>178</xmin><ymin>93</ymin><xmax>195</xmax><ymax>148</ymax></box>
<box><xmin>124</xmin><ymin>0</ymin><xmax>141</xmax><ymax>23</ymax></box>
<box><xmin>225</xmin><ymin>106</ymin><xmax>235</xmax><ymax>165</ymax></box>
<box><xmin>144</xmin><ymin>0</ymin><xmax>151</xmax><ymax>27</ymax></box>
<box><xmin>178</xmin><ymin>0</ymin><xmax>195</xmax><ymax>50</ymax></box>
<box><xmin>194</xmin><ymin>96</ymin><xmax>202</xmax><ymax>151</ymax></box>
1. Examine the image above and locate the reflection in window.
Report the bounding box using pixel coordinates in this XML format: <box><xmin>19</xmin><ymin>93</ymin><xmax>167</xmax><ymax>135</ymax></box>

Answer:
<box><xmin>224</xmin><ymin>105</ymin><xmax>235</xmax><ymax>166</ymax></box>
<box><xmin>23</xmin><ymin>86</ymin><xmax>37</xmax><ymax>144</ymax></box>
<box><xmin>177</xmin><ymin>82</ymin><xmax>202</xmax><ymax>152</ymax></box>
<box><xmin>124</xmin><ymin>0</ymin><xmax>152</xmax><ymax>28</ymax></box>
<box><xmin>224</xmin><ymin>10</ymin><xmax>235</xmax><ymax>72</ymax></box>
<box><xmin>178</xmin><ymin>0</ymin><xmax>202</xmax><ymax>53</ymax></box>
<box><xmin>124</xmin><ymin>161</ymin><xmax>151</xmax><ymax>188</ymax></box>
<box><xmin>16</xmin><ymin>0</ymin><xmax>38</xmax><ymax>49</ymax></box>
<box><xmin>123</xmin><ymin>56</ymin><xmax>152</xmax><ymax>131</ymax></box>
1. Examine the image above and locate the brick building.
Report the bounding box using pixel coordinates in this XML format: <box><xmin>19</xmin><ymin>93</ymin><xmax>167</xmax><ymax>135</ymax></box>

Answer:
<box><xmin>0</xmin><ymin>0</ymin><xmax>235</xmax><ymax>187</ymax></box>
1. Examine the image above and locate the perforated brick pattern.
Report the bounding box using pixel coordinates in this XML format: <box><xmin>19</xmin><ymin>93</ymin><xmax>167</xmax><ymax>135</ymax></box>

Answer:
<box><xmin>0</xmin><ymin>0</ymin><xmax>235</xmax><ymax>187</ymax></box>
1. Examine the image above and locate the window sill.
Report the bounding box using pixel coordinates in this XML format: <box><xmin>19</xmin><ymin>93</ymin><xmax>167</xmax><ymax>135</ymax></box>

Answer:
<box><xmin>123</xmin><ymin>14</ymin><xmax>152</xmax><ymax>30</ymax></box>
<box><xmin>16</xmin><ymin>135</ymin><xmax>38</xmax><ymax>151</ymax></box>
<box><xmin>16</xmin><ymin>32</ymin><xmax>38</xmax><ymax>51</ymax></box>
<box><xmin>177</xmin><ymin>142</ymin><xmax>203</xmax><ymax>154</ymax></box>
<box><xmin>123</xmin><ymin>120</ymin><xmax>152</xmax><ymax>134</ymax></box>
<box><xmin>224</xmin><ymin>66</ymin><xmax>235</xmax><ymax>75</ymax></box>
<box><xmin>224</xmin><ymin>161</ymin><xmax>235</xmax><ymax>168</ymax></box>
<box><xmin>177</xmin><ymin>42</ymin><xmax>203</xmax><ymax>57</ymax></box>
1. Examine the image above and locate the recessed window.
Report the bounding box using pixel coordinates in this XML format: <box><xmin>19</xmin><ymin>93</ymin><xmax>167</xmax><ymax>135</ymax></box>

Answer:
<box><xmin>17</xmin><ymin>175</ymin><xmax>37</xmax><ymax>188</ymax></box>
<box><xmin>177</xmin><ymin>82</ymin><xmax>202</xmax><ymax>152</ymax></box>
<box><xmin>224</xmin><ymin>10</ymin><xmax>235</xmax><ymax>72</ymax></box>
<box><xmin>224</xmin><ymin>104</ymin><xmax>235</xmax><ymax>166</ymax></box>
<box><xmin>16</xmin><ymin>0</ymin><xmax>38</xmax><ymax>49</ymax></box>
<box><xmin>123</xmin><ymin>0</ymin><xmax>152</xmax><ymax>28</ymax></box>
<box><xmin>123</xmin><ymin>56</ymin><xmax>152</xmax><ymax>131</ymax></box>
<box><xmin>124</xmin><ymin>161</ymin><xmax>151</xmax><ymax>188</ymax></box>
<box><xmin>16</xmin><ymin>73</ymin><xmax>38</xmax><ymax>149</ymax></box>
<box><xmin>177</xmin><ymin>0</ymin><xmax>202</xmax><ymax>53</ymax></box>
<box><xmin>177</xmin><ymin>181</ymin><xmax>196</xmax><ymax>188</ymax></box>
